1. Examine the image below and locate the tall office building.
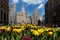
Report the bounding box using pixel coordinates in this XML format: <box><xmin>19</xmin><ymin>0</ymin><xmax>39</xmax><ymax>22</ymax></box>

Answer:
<box><xmin>32</xmin><ymin>9</ymin><xmax>39</xmax><ymax>25</ymax></box>
<box><xmin>0</xmin><ymin>0</ymin><xmax>9</xmax><ymax>25</ymax></box>
<box><xmin>45</xmin><ymin>0</ymin><xmax>60</xmax><ymax>27</ymax></box>
<box><xmin>9</xmin><ymin>3</ymin><xmax>16</xmax><ymax>25</ymax></box>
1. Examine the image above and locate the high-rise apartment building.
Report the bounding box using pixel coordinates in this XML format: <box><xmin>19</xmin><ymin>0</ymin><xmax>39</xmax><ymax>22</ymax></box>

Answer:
<box><xmin>9</xmin><ymin>3</ymin><xmax>16</xmax><ymax>25</ymax></box>
<box><xmin>45</xmin><ymin>0</ymin><xmax>60</xmax><ymax>27</ymax></box>
<box><xmin>32</xmin><ymin>9</ymin><xmax>39</xmax><ymax>25</ymax></box>
<box><xmin>0</xmin><ymin>0</ymin><xmax>9</xmax><ymax>25</ymax></box>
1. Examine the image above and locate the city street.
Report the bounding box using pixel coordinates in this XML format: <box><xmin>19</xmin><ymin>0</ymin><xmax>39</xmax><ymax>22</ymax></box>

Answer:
<box><xmin>0</xmin><ymin>0</ymin><xmax>60</xmax><ymax>40</ymax></box>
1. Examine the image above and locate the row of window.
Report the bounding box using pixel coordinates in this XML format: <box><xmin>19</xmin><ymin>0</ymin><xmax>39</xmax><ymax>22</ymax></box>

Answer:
<box><xmin>0</xmin><ymin>9</ymin><xmax>8</xmax><ymax>20</ymax></box>
<box><xmin>0</xmin><ymin>0</ymin><xmax>9</xmax><ymax>10</ymax></box>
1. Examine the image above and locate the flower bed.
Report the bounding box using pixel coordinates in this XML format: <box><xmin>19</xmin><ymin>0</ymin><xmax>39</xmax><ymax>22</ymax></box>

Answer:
<box><xmin>0</xmin><ymin>24</ymin><xmax>60</xmax><ymax>40</ymax></box>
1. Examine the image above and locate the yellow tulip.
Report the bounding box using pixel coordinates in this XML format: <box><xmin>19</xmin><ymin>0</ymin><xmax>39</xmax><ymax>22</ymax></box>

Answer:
<box><xmin>0</xmin><ymin>27</ymin><xmax>6</xmax><ymax>30</ymax></box>
<box><xmin>33</xmin><ymin>30</ymin><xmax>39</xmax><ymax>36</ymax></box>
<box><xmin>6</xmin><ymin>27</ymin><xmax>11</xmax><ymax>31</ymax></box>
<box><xmin>48</xmin><ymin>32</ymin><xmax>53</xmax><ymax>36</ymax></box>
<box><xmin>20</xmin><ymin>26</ymin><xmax>25</xmax><ymax>30</ymax></box>
<box><xmin>12</xmin><ymin>26</ymin><xmax>15</xmax><ymax>28</ymax></box>
<box><xmin>17</xmin><ymin>29</ymin><xmax>22</xmax><ymax>33</ymax></box>
<box><xmin>38</xmin><ymin>29</ymin><xmax>44</xmax><ymax>34</ymax></box>
<box><xmin>34</xmin><ymin>26</ymin><xmax>37</xmax><ymax>28</ymax></box>
<box><xmin>13</xmin><ymin>29</ymin><xmax>22</xmax><ymax>34</ymax></box>
<box><xmin>45</xmin><ymin>28</ymin><xmax>52</xmax><ymax>31</ymax></box>
<box><xmin>52</xmin><ymin>28</ymin><xmax>58</xmax><ymax>32</ymax></box>
<box><xmin>31</xmin><ymin>29</ymin><xmax>34</xmax><ymax>32</ymax></box>
<box><xmin>15</xmin><ymin>25</ymin><xmax>20</xmax><ymax>27</ymax></box>
<box><xmin>31</xmin><ymin>26</ymin><xmax>37</xmax><ymax>28</ymax></box>
<box><xmin>27</xmin><ymin>24</ymin><xmax>30</xmax><ymax>26</ymax></box>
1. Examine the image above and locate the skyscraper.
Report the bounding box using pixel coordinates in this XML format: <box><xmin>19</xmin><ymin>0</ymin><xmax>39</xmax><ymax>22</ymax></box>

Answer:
<box><xmin>0</xmin><ymin>0</ymin><xmax>9</xmax><ymax>25</ymax></box>
<box><xmin>9</xmin><ymin>3</ymin><xmax>16</xmax><ymax>25</ymax></box>
<box><xmin>32</xmin><ymin>9</ymin><xmax>39</xmax><ymax>25</ymax></box>
<box><xmin>45</xmin><ymin>0</ymin><xmax>60</xmax><ymax>27</ymax></box>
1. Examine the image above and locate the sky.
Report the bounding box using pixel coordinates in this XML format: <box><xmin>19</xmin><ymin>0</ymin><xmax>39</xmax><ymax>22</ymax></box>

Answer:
<box><xmin>9</xmin><ymin>0</ymin><xmax>48</xmax><ymax>17</ymax></box>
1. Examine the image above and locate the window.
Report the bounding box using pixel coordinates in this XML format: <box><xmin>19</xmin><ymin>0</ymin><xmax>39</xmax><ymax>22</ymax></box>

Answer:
<box><xmin>1</xmin><ymin>10</ymin><xmax>3</xmax><ymax>19</ymax></box>
<box><xmin>4</xmin><ymin>12</ymin><xmax>6</xmax><ymax>20</ymax></box>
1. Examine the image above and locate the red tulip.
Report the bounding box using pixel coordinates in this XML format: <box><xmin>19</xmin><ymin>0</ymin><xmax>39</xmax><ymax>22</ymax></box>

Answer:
<box><xmin>25</xmin><ymin>27</ymin><xmax>29</xmax><ymax>30</ymax></box>
<box><xmin>48</xmin><ymin>30</ymin><xmax>53</xmax><ymax>32</ymax></box>
<box><xmin>21</xmin><ymin>35</ymin><xmax>25</xmax><ymax>39</ymax></box>
<box><xmin>8</xmin><ymin>27</ymin><xmax>13</xmax><ymax>36</ymax></box>
<box><xmin>26</xmin><ymin>35</ymin><xmax>31</xmax><ymax>40</ymax></box>
<box><xmin>0</xmin><ymin>29</ymin><xmax>5</xmax><ymax>33</ymax></box>
<box><xmin>8</xmin><ymin>31</ymin><xmax>12</xmax><ymax>36</ymax></box>
<box><xmin>11</xmin><ymin>27</ymin><xmax>13</xmax><ymax>31</ymax></box>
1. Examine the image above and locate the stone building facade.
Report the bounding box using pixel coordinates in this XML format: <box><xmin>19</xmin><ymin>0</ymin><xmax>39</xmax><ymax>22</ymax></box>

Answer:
<box><xmin>9</xmin><ymin>3</ymin><xmax>16</xmax><ymax>25</ymax></box>
<box><xmin>45</xmin><ymin>0</ymin><xmax>60</xmax><ymax>27</ymax></box>
<box><xmin>17</xmin><ymin>5</ymin><xmax>30</xmax><ymax>24</ymax></box>
<box><xmin>0</xmin><ymin>0</ymin><xmax>9</xmax><ymax>25</ymax></box>
<box><xmin>32</xmin><ymin>9</ymin><xmax>39</xmax><ymax>25</ymax></box>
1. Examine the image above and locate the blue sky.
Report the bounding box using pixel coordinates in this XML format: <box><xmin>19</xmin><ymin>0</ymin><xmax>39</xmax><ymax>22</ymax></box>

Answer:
<box><xmin>9</xmin><ymin>0</ymin><xmax>48</xmax><ymax>16</ymax></box>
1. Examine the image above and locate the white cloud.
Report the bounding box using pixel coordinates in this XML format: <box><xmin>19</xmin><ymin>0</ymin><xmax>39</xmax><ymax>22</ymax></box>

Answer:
<box><xmin>37</xmin><ymin>4</ymin><xmax>44</xmax><ymax>9</ymax></box>
<box><xmin>40</xmin><ymin>12</ymin><xmax>45</xmax><ymax>21</ymax></box>
<box><xmin>40</xmin><ymin>16</ymin><xmax>43</xmax><ymax>21</ymax></box>
<box><xmin>13</xmin><ymin>0</ymin><xmax>19</xmax><ymax>3</ymax></box>
<box><xmin>23</xmin><ymin>0</ymin><xmax>44</xmax><ymax>5</ymax></box>
<box><xmin>41</xmin><ymin>11</ymin><xmax>45</xmax><ymax>16</ymax></box>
